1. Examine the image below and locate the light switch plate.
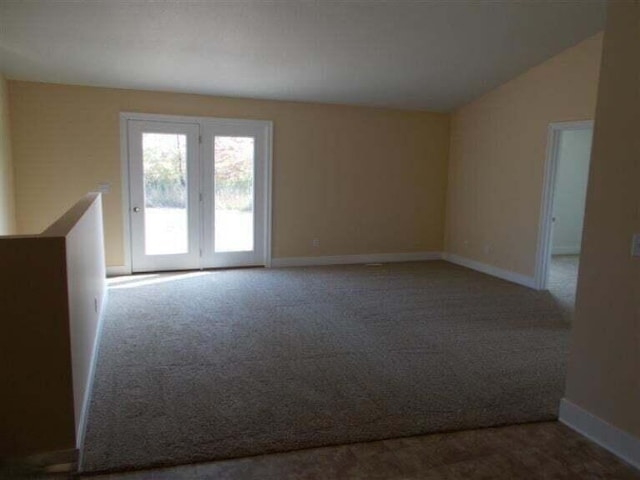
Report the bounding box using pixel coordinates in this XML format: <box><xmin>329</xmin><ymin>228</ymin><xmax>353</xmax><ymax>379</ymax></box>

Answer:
<box><xmin>632</xmin><ymin>233</ymin><xmax>640</xmax><ymax>257</ymax></box>
<box><xmin>97</xmin><ymin>182</ymin><xmax>111</xmax><ymax>194</ymax></box>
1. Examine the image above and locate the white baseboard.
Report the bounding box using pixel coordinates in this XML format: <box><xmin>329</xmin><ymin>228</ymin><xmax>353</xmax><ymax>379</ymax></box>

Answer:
<box><xmin>559</xmin><ymin>398</ymin><xmax>640</xmax><ymax>470</ymax></box>
<box><xmin>442</xmin><ymin>253</ymin><xmax>536</xmax><ymax>289</ymax></box>
<box><xmin>106</xmin><ymin>265</ymin><xmax>130</xmax><ymax>277</ymax></box>
<box><xmin>271</xmin><ymin>251</ymin><xmax>443</xmax><ymax>268</ymax></box>
<box><xmin>77</xmin><ymin>288</ymin><xmax>108</xmax><ymax>469</ymax></box>
<box><xmin>552</xmin><ymin>245</ymin><xmax>581</xmax><ymax>255</ymax></box>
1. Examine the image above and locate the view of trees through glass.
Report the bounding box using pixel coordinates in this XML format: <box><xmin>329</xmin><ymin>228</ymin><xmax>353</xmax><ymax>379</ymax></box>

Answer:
<box><xmin>142</xmin><ymin>134</ymin><xmax>254</xmax><ymax>211</ymax></box>
<box><xmin>214</xmin><ymin>136</ymin><xmax>254</xmax><ymax>212</ymax></box>
<box><xmin>143</xmin><ymin>134</ymin><xmax>187</xmax><ymax>209</ymax></box>
<box><xmin>142</xmin><ymin>133</ymin><xmax>188</xmax><ymax>255</ymax></box>
<box><xmin>214</xmin><ymin>136</ymin><xmax>254</xmax><ymax>252</ymax></box>
<box><xmin>141</xmin><ymin>133</ymin><xmax>255</xmax><ymax>255</ymax></box>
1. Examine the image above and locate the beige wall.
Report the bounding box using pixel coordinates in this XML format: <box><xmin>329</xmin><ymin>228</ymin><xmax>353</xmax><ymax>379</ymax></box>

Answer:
<box><xmin>0</xmin><ymin>235</ymin><xmax>76</xmax><ymax>456</ymax></box>
<box><xmin>8</xmin><ymin>83</ymin><xmax>450</xmax><ymax>267</ymax></box>
<box><xmin>565</xmin><ymin>0</ymin><xmax>640</xmax><ymax>439</ymax></box>
<box><xmin>0</xmin><ymin>193</ymin><xmax>106</xmax><ymax>457</ymax></box>
<box><xmin>445</xmin><ymin>33</ymin><xmax>602</xmax><ymax>277</ymax></box>
<box><xmin>0</xmin><ymin>74</ymin><xmax>17</xmax><ymax>235</ymax></box>
<box><xmin>66</xmin><ymin>196</ymin><xmax>106</xmax><ymax>442</ymax></box>
<box><xmin>45</xmin><ymin>194</ymin><xmax>107</xmax><ymax>442</ymax></box>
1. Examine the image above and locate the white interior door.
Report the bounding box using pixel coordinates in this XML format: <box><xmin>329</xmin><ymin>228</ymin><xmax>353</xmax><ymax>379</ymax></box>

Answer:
<box><xmin>128</xmin><ymin>120</ymin><xmax>201</xmax><ymax>272</ymax></box>
<box><xmin>126</xmin><ymin>115</ymin><xmax>271</xmax><ymax>272</ymax></box>
<box><xmin>535</xmin><ymin>120</ymin><xmax>593</xmax><ymax>289</ymax></box>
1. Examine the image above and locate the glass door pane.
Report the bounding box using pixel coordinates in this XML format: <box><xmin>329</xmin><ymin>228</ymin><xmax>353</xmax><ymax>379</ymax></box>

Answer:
<box><xmin>214</xmin><ymin>136</ymin><xmax>254</xmax><ymax>252</ymax></box>
<box><xmin>143</xmin><ymin>133</ymin><xmax>189</xmax><ymax>255</ymax></box>
<box><xmin>128</xmin><ymin>119</ymin><xmax>200</xmax><ymax>273</ymax></box>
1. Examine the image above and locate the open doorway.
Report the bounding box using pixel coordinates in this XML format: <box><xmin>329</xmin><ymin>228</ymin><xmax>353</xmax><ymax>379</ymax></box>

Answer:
<box><xmin>536</xmin><ymin>121</ymin><xmax>593</xmax><ymax>319</ymax></box>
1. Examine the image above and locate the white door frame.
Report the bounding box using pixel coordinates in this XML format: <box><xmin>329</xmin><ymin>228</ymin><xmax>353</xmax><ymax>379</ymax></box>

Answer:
<box><xmin>119</xmin><ymin>112</ymin><xmax>273</xmax><ymax>274</ymax></box>
<box><xmin>533</xmin><ymin>120</ymin><xmax>593</xmax><ymax>290</ymax></box>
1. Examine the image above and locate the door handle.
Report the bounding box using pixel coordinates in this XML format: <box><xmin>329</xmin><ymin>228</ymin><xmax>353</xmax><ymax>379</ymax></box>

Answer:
<box><xmin>133</xmin><ymin>207</ymin><xmax>140</xmax><ymax>213</ymax></box>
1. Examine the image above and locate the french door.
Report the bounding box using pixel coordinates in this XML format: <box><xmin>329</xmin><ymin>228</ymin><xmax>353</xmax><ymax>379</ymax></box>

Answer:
<box><xmin>126</xmin><ymin>115</ymin><xmax>271</xmax><ymax>273</ymax></box>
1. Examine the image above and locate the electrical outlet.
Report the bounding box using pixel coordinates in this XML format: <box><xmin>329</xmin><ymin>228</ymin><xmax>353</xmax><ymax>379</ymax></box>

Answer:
<box><xmin>631</xmin><ymin>233</ymin><xmax>640</xmax><ymax>257</ymax></box>
<box><xmin>94</xmin><ymin>297</ymin><xmax>98</xmax><ymax>313</ymax></box>
<box><xmin>312</xmin><ymin>238</ymin><xmax>320</xmax><ymax>248</ymax></box>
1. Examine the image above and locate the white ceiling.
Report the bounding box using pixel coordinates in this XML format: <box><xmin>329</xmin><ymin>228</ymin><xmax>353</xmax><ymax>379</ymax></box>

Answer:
<box><xmin>0</xmin><ymin>0</ymin><xmax>606</xmax><ymax>112</ymax></box>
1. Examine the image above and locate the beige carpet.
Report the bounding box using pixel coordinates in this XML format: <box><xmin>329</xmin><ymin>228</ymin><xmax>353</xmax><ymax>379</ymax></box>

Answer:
<box><xmin>82</xmin><ymin>261</ymin><xmax>569</xmax><ymax>474</ymax></box>
<box><xmin>547</xmin><ymin>255</ymin><xmax>579</xmax><ymax>321</ymax></box>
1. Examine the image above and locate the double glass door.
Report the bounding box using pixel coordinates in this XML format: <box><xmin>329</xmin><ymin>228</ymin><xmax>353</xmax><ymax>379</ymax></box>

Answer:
<box><xmin>127</xmin><ymin>117</ymin><xmax>270</xmax><ymax>272</ymax></box>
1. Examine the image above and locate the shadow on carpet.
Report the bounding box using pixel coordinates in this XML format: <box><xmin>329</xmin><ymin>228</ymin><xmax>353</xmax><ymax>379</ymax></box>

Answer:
<box><xmin>82</xmin><ymin>261</ymin><xmax>570</xmax><ymax>473</ymax></box>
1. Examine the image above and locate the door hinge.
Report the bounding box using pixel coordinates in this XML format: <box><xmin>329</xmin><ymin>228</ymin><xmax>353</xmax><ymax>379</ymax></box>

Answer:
<box><xmin>199</xmin><ymin>193</ymin><xmax>203</xmax><ymax>202</ymax></box>
<box><xmin>198</xmin><ymin>135</ymin><xmax>202</xmax><ymax>144</ymax></box>
<box><xmin>199</xmin><ymin>248</ymin><xmax>202</xmax><ymax>257</ymax></box>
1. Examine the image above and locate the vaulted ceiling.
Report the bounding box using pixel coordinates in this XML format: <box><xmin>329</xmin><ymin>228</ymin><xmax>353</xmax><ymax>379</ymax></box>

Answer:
<box><xmin>0</xmin><ymin>0</ymin><xmax>606</xmax><ymax>111</ymax></box>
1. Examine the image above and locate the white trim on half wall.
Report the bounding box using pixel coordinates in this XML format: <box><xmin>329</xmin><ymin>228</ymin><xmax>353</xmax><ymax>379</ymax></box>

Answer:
<box><xmin>77</xmin><ymin>287</ymin><xmax>109</xmax><ymax>468</ymax></box>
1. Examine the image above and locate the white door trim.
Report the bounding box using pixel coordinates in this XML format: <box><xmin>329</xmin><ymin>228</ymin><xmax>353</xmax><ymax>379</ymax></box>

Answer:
<box><xmin>119</xmin><ymin>116</ymin><xmax>133</xmax><ymax>275</ymax></box>
<box><xmin>119</xmin><ymin>112</ymin><xmax>273</xmax><ymax>273</ymax></box>
<box><xmin>534</xmin><ymin>120</ymin><xmax>593</xmax><ymax>290</ymax></box>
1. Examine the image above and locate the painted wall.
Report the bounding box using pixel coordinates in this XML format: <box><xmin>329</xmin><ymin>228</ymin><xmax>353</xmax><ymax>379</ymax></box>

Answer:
<box><xmin>551</xmin><ymin>128</ymin><xmax>593</xmax><ymax>255</ymax></box>
<box><xmin>445</xmin><ymin>32</ymin><xmax>602</xmax><ymax>278</ymax></box>
<box><xmin>8</xmin><ymin>83</ymin><xmax>450</xmax><ymax>267</ymax></box>
<box><xmin>44</xmin><ymin>194</ymin><xmax>107</xmax><ymax>443</ymax></box>
<box><xmin>0</xmin><ymin>235</ymin><xmax>74</xmax><ymax>457</ymax></box>
<box><xmin>565</xmin><ymin>0</ymin><xmax>640</xmax><ymax>440</ymax></box>
<box><xmin>0</xmin><ymin>194</ymin><xmax>106</xmax><ymax>457</ymax></box>
<box><xmin>0</xmin><ymin>74</ymin><xmax>16</xmax><ymax>235</ymax></box>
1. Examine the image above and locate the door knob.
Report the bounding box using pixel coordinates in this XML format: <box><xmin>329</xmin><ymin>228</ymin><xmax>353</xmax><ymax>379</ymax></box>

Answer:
<box><xmin>133</xmin><ymin>207</ymin><xmax>140</xmax><ymax>213</ymax></box>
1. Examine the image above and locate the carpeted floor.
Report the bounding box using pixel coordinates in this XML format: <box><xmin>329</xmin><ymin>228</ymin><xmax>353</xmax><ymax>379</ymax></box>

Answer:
<box><xmin>82</xmin><ymin>261</ymin><xmax>570</xmax><ymax>474</ymax></box>
<box><xmin>547</xmin><ymin>255</ymin><xmax>579</xmax><ymax>321</ymax></box>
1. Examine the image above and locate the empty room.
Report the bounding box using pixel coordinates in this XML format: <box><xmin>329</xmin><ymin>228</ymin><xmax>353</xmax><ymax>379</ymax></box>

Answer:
<box><xmin>1</xmin><ymin>1</ymin><xmax>638</xmax><ymax>478</ymax></box>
